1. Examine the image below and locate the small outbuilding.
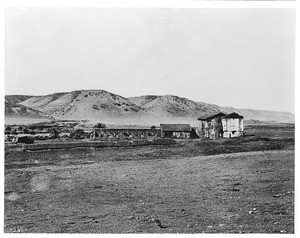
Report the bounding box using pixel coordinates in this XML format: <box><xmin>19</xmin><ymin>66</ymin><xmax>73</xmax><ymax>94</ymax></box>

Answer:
<box><xmin>160</xmin><ymin>124</ymin><xmax>193</xmax><ymax>139</ymax></box>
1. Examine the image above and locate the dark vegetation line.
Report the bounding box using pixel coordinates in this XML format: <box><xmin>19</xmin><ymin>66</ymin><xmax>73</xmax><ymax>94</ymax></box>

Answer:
<box><xmin>5</xmin><ymin>136</ymin><xmax>294</xmax><ymax>170</ymax></box>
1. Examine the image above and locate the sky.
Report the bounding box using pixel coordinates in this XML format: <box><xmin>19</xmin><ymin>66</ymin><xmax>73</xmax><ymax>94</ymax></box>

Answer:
<box><xmin>5</xmin><ymin>8</ymin><xmax>295</xmax><ymax>113</ymax></box>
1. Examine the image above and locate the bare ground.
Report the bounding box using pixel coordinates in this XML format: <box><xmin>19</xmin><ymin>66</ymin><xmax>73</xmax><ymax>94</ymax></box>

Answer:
<box><xmin>5</xmin><ymin>148</ymin><xmax>294</xmax><ymax>233</ymax></box>
<box><xmin>4</xmin><ymin>123</ymin><xmax>294</xmax><ymax>233</ymax></box>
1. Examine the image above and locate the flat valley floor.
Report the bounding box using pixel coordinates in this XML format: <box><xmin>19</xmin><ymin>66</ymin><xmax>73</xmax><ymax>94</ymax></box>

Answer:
<box><xmin>4</xmin><ymin>124</ymin><xmax>294</xmax><ymax>233</ymax></box>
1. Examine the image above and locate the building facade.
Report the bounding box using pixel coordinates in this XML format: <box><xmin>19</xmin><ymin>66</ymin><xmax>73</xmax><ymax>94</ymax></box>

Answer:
<box><xmin>160</xmin><ymin>124</ymin><xmax>192</xmax><ymax>139</ymax></box>
<box><xmin>197</xmin><ymin>112</ymin><xmax>226</xmax><ymax>140</ymax></box>
<box><xmin>221</xmin><ymin>113</ymin><xmax>244</xmax><ymax>138</ymax></box>
<box><xmin>197</xmin><ymin>112</ymin><xmax>244</xmax><ymax>139</ymax></box>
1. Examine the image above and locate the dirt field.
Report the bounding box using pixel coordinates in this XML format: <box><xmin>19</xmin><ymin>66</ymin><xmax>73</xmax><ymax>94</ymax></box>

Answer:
<box><xmin>4</xmin><ymin>123</ymin><xmax>294</xmax><ymax>233</ymax></box>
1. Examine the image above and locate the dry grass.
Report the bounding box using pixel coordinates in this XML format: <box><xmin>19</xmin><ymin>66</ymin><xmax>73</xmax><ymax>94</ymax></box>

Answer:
<box><xmin>4</xmin><ymin>150</ymin><xmax>294</xmax><ymax>233</ymax></box>
<box><xmin>4</xmin><ymin>123</ymin><xmax>294</xmax><ymax>233</ymax></box>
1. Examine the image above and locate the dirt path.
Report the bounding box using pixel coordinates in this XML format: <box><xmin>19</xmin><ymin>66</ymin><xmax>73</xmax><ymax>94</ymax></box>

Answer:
<box><xmin>5</xmin><ymin>150</ymin><xmax>294</xmax><ymax>233</ymax></box>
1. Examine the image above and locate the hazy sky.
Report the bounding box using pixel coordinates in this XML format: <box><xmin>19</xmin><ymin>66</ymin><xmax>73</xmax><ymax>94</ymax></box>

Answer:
<box><xmin>5</xmin><ymin>8</ymin><xmax>295</xmax><ymax>113</ymax></box>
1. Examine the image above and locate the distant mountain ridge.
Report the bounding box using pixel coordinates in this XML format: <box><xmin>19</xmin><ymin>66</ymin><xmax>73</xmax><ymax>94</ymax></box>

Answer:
<box><xmin>221</xmin><ymin>107</ymin><xmax>294</xmax><ymax>123</ymax></box>
<box><xmin>5</xmin><ymin>89</ymin><xmax>294</xmax><ymax>123</ymax></box>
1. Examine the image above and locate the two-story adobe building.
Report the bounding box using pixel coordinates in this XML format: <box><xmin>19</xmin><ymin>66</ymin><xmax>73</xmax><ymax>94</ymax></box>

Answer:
<box><xmin>221</xmin><ymin>112</ymin><xmax>244</xmax><ymax>138</ymax></box>
<box><xmin>197</xmin><ymin>112</ymin><xmax>244</xmax><ymax>139</ymax></box>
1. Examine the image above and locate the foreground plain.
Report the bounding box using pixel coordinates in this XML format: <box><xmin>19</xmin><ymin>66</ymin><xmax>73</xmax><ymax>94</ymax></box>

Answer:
<box><xmin>5</xmin><ymin>151</ymin><xmax>294</xmax><ymax>233</ymax></box>
<box><xmin>4</xmin><ymin>123</ymin><xmax>294</xmax><ymax>233</ymax></box>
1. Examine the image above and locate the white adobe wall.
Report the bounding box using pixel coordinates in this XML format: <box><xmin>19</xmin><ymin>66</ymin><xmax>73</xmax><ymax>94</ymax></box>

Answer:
<box><xmin>222</xmin><ymin>118</ymin><xmax>244</xmax><ymax>138</ymax></box>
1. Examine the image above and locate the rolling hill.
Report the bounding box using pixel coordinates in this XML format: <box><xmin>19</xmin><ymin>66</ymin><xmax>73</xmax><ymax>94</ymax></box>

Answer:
<box><xmin>5</xmin><ymin>95</ymin><xmax>52</xmax><ymax>119</ymax></box>
<box><xmin>129</xmin><ymin>95</ymin><xmax>221</xmax><ymax>117</ymax></box>
<box><xmin>129</xmin><ymin>95</ymin><xmax>294</xmax><ymax>123</ymax></box>
<box><xmin>221</xmin><ymin>107</ymin><xmax>295</xmax><ymax>123</ymax></box>
<box><xmin>5</xmin><ymin>89</ymin><xmax>294</xmax><ymax>124</ymax></box>
<box><xmin>17</xmin><ymin>90</ymin><xmax>143</xmax><ymax>120</ymax></box>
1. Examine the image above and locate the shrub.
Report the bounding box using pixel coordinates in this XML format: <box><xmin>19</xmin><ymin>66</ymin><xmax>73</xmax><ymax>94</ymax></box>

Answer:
<box><xmin>5</xmin><ymin>126</ymin><xmax>12</xmax><ymax>134</ymax></box>
<box><xmin>94</xmin><ymin>123</ymin><xmax>107</xmax><ymax>129</ymax></box>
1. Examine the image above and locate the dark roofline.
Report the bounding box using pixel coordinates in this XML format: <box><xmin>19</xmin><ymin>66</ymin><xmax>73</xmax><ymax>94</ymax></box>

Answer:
<box><xmin>197</xmin><ymin>112</ymin><xmax>226</xmax><ymax>121</ymax></box>
<box><xmin>222</xmin><ymin>112</ymin><xmax>244</xmax><ymax>119</ymax></box>
<box><xmin>160</xmin><ymin>124</ymin><xmax>192</xmax><ymax>132</ymax></box>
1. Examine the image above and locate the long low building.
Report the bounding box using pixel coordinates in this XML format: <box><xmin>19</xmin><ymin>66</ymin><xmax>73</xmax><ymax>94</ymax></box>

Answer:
<box><xmin>197</xmin><ymin>112</ymin><xmax>244</xmax><ymax>139</ymax></box>
<box><xmin>160</xmin><ymin>124</ymin><xmax>193</xmax><ymax>139</ymax></box>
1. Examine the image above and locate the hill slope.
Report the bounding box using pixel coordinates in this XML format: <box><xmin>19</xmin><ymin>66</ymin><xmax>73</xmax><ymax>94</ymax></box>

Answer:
<box><xmin>18</xmin><ymin>90</ymin><xmax>143</xmax><ymax>120</ymax></box>
<box><xmin>5</xmin><ymin>90</ymin><xmax>294</xmax><ymax>123</ymax></box>
<box><xmin>221</xmin><ymin>107</ymin><xmax>294</xmax><ymax>123</ymax></box>
<box><xmin>129</xmin><ymin>95</ymin><xmax>221</xmax><ymax>117</ymax></box>
<box><xmin>5</xmin><ymin>95</ymin><xmax>51</xmax><ymax>119</ymax></box>
<box><xmin>129</xmin><ymin>95</ymin><xmax>294</xmax><ymax>122</ymax></box>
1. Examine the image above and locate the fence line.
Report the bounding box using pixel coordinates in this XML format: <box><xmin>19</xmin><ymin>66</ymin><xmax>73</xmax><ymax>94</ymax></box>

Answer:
<box><xmin>22</xmin><ymin>138</ymin><xmax>176</xmax><ymax>151</ymax></box>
